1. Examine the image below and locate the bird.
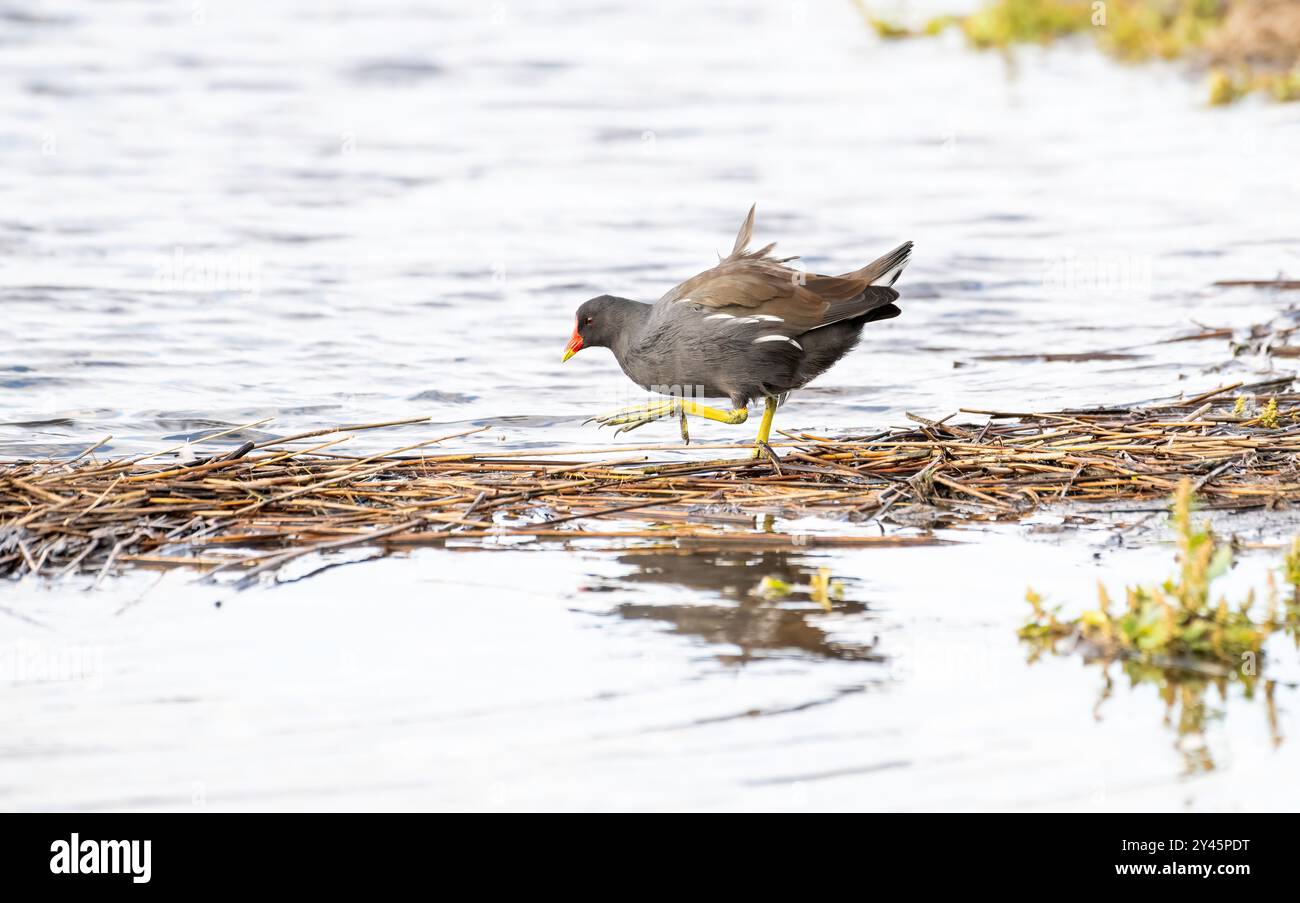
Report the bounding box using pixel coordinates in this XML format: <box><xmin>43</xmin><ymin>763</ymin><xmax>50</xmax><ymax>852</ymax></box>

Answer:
<box><xmin>561</xmin><ymin>205</ymin><xmax>912</xmax><ymax>455</ymax></box>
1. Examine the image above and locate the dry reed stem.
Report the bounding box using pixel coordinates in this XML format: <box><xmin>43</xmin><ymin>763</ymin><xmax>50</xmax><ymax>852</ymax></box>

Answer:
<box><xmin>4</xmin><ymin>381</ymin><xmax>1300</xmax><ymax>585</ymax></box>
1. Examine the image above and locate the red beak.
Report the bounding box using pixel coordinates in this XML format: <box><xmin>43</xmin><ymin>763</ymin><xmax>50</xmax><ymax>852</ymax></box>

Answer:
<box><xmin>562</xmin><ymin>328</ymin><xmax>583</xmax><ymax>362</ymax></box>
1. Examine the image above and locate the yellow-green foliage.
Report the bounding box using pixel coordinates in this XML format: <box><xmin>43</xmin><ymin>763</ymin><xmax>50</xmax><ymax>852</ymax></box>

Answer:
<box><xmin>1020</xmin><ymin>480</ymin><xmax>1295</xmax><ymax>770</ymax></box>
<box><xmin>755</xmin><ymin>575</ymin><xmax>794</xmax><ymax>599</ymax></box>
<box><xmin>962</xmin><ymin>0</ymin><xmax>1092</xmax><ymax>49</ymax></box>
<box><xmin>1209</xmin><ymin>67</ymin><xmax>1248</xmax><ymax>104</ymax></box>
<box><xmin>807</xmin><ymin>567</ymin><xmax>844</xmax><ymax>610</ymax></box>
<box><xmin>1265</xmin><ymin>69</ymin><xmax>1300</xmax><ymax>101</ymax></box>
<box><xmin>1211</xmin><ymin>65</ymin><xmax>1300</xmax><ymax>104</ymax></box>
<box><xmin>1096</xmin><ymin>0</ymin><xmax>1224</xmax><ymax>61</ymax></box>
<box><xmin>1284</xmin><ymin>537</ymin><xmax>1300</xmax><ymax>593</ymax></box>
<box><xmin>877</xmin><ymin>0</ymin><xmax>1298</xmax><ymax>104</ymax></box>
<box><xmin>868</xmin><ymin>17</ymin><xmax>913</xmax><ymax>40</ymax></box>
<box><xmin>857</xmin><ymin>6</ymin><xmax>959</xmax><ymax>40</ymax></box>
<box><xmin>958</xmin><ymin>0</ymin><xmax>1223</xmax><ymax>55</ymax></box>
<box><xmin>754</xmin><ymin>568</ymin><xmax>844</xmax><ymax>610</ymax></box>
<box><xmin>924</xmin><ymin>15</ymin><xmax>959</xmax><ymax>36</ymax></box>
<box><xmin>1021</xmin><ymin>479</ymin><xmax>1274</xmax><ymax>665</ymax></box>
<box><xmin>1019</xmin><ymin>587</ymin><xmax>1073</xmax><ymax>639</ymax></box>
<box><xmin>1254</xmin><ymin>397</ymin><xmax>1280</xmax><ymax>428</ymax></box>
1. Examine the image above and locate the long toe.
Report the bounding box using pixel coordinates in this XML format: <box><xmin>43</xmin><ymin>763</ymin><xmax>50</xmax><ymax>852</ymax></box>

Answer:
<box><xmin>592</xmin><ymin>411</ymin><xmax>645</xmax><ymax>427</ymax></box>
<box><xmin>587</xmin><ymin>400</ymin><xmax>677</xmax><ymax>430</ymax></box>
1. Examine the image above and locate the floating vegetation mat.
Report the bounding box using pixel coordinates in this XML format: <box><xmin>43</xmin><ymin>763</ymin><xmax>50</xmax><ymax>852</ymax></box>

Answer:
<box><xmin>3</xmin><ymin>376</ymin><xmax>1300</xmax><ymax>586</ymax></box>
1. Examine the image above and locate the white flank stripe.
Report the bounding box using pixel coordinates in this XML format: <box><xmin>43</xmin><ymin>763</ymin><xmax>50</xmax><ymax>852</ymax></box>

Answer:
<box><xmin>753</xmin><ymin>334</ymin><xmax>802</xmax><ymax>350</ymax></box>
<box><xmin>703</xmin><ymin>313</ymin><xmax>735</xmax><ymax>320</ymax></box>
<box><xmin>751</xmin><ymin>314</ymin><xmax>784</xmax><ymax>322</ymax></box>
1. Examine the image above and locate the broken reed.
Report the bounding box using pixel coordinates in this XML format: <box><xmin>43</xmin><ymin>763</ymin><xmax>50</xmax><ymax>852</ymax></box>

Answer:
<box><xmin>3</xmin><ymin>378</ymin><xmax>1300</xmax><ymax>586</ymax></box>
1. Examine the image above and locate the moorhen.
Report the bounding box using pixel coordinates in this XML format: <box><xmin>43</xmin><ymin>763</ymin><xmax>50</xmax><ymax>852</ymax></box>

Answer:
<box><xmin>562</xmin><ymin>205</ymin><xmax>912</xmax><ymax>454</ymax></box>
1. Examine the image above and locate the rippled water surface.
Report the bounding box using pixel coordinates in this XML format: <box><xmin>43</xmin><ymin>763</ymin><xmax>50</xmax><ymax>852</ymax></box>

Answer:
<box><xmin>3</xmin><ymin>0</ymin><xmax>1300</xmax><ymax>810</ymax></box>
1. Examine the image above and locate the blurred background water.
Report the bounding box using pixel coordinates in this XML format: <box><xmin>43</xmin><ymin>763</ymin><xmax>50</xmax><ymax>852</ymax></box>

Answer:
<box><xmin>2</xmin><ymin>0</ymin><xmax>1300</xmax><ymax>810</ymax></box>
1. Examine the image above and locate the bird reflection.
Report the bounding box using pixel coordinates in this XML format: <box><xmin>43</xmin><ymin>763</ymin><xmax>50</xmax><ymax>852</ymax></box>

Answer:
<box><xmin>601</xmin><ymin>549</ymin><xmax>884</xmax><ymax>666</ymax></box>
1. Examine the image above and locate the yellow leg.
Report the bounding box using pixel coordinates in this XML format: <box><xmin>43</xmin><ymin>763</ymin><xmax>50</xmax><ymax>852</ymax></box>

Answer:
<box><xmin>752</xmin><ymin>396</ymin><xmax>778</xmax><ymax>458</ymax></box>
<box><xmin>680</xmin><ymin>399</ymin><xmax>749</xmax><ymax>425</ymax></box>
<box><xmin>587</xmin><ymin>398</ymin><xmax>747</xmax><ymax>437</ymax></box>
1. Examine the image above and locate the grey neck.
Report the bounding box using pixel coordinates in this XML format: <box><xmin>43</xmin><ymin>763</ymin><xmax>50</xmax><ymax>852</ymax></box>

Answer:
<box><xmin>605</xmin><ymin>297</ymin><xmax>651</xmax><ymax>362</ymax></box>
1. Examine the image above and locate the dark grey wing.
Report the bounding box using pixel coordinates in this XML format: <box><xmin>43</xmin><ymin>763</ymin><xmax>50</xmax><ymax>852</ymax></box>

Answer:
<box><xmin>644</xmin><ymin>292</ymin><xmax>808</xmax><ymax>348</ymax></box>
<box><xmin>637</xmin><ymin>297</ymin><xmax>805</xmax><ymax>402</ymax></box>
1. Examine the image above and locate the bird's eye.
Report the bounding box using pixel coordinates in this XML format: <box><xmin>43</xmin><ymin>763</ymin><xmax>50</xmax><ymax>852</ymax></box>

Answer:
<box><xmin>584</xmin><ymin>316</ymin><xmax>594</xmax><ymax>326</ymax></box>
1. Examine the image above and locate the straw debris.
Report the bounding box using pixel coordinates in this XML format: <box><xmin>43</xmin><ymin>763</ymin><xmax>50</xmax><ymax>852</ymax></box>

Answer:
<box><xmin>4</xmin><ymin>377</ymin><xmax>1300</xmax><ymax>586</ymax></box>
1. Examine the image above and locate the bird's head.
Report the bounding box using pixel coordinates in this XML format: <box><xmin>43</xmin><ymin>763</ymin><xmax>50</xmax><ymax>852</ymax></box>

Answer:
<box><xmin>562</xmin><ymin>295</ymin><xmax>632</xmax><ymax>361</ymax></box>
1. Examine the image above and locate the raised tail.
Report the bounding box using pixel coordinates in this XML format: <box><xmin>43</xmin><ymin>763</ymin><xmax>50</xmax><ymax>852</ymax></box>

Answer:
<box><xmin>844</xmin><ymin>240</ymin><xmax>913</xmax><ymax>287</ymax></box>
<box><xmin>805</xmin><ymin>240</ymin><xmax>912</xmax><ymax>330</ymax></box>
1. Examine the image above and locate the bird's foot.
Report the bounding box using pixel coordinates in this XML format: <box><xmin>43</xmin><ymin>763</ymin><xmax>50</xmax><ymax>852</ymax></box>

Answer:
<box><xmin>585</xmin><ymin>399</ymin><xmax>681</xmax><ymax>436</ymax></box>
<box><xmin>586</xmin><ymin>399</ymin><xmax>746</xmax><ymax>440</ymax></box>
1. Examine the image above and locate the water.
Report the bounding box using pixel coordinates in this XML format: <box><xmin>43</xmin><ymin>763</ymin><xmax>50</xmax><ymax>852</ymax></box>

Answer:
<box><xmin>3</xmin><ymin>0</ymin><xmax>1300</xmax><ymax>810</ymax></box>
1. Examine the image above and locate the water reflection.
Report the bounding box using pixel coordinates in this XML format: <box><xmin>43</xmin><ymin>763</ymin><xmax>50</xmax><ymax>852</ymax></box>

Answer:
<box><xmin>1026</xmin><ymin>642</ymin><xmax>1284</xmax><ymax>775</ymax></box>
<box><xmin>600</xmin><ymin>549</ymin><xmax>884</xmax><ymax>666</ymax></box>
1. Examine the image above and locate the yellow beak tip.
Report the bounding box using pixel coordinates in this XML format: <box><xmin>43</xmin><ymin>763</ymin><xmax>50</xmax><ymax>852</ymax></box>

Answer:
<box><xmin>561</xmin><ymin>349</ymin><xmax>575</xmax><ymax>362</ymax></box>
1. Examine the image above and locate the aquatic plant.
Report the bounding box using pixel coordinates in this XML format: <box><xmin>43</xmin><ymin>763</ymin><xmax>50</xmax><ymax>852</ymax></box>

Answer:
<box><xmin>755</xmin><ymin>575</ymin><xmax>795</xmax><ymax>599</ymax></box>
<box><xmin>1020</xmin><ymin>479</ymin><xmax>1274</xmax><ymax>665</ymax></box>
<box><xmin>858</xmin><ymin>0</ymin><xmax>1300</xmax><ymax>104</ymax></box>
<box><xmin>1094</xmin><ymin>0</ymin><xmax>1226</xmax><ymax>62</ymax></box>
<box><xmin>1098</xmin><ymin>658</ymin><xmax>1279</xmax><ymax>773</ymax></box>
<box><xmin>1208</xmin><ymin>65</ymin><xmax>1251</xmax><ymax>104</ymax></box>
<box><xmin>1283</xmin><ymin>537</ymin><xmax>1300</xmax><ymax>599</ymax></box>
<box><xmin>1265</xmin><ymin>68</ymin><xmax>1300</xmax><ymax>101</ymax></box>
<box><xmin>754</xmin><ymin>568</ymin><xmax>845</xmax><ymax>610</ymax></box>
<box><xmin>1020</xmin><ymin>479</ymin><xmax>1295</xmax><ymax>772</ymax></box>
<box><xmin>1210</xmin><ymin>64</ymin><xmax>1300</xmax><ymax>104</ymax></box>
<box><xmin>867</xmin><ymin>17</ymin><xmax>913</xmax><ymax>40</ymax></box>
<box><xmin>962</xmin><ymin>0</ymin><xmax>1094</xmax><ymax>50</ymax></box>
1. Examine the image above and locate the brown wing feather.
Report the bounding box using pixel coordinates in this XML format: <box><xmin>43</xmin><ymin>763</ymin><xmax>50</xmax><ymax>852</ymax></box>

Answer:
<box><xmin>661</xmin><ymin>260</ymin><xmax>827</xmax><ymax>331</ymax></box>
<box><xmin>659</xmin><ymin>207</ymin><xmax>911</xmax><ymax>333</ymax></box>
<box><xmin>729</xmin><ymin>204</ymin><xmax>756</xmax><ymax>258</ymax></box>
